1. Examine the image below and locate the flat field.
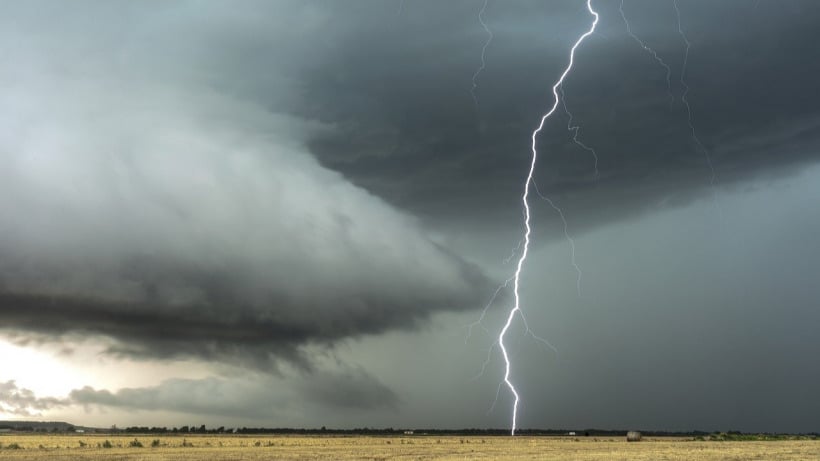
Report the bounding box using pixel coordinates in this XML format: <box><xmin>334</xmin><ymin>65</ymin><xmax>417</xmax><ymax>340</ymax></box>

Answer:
<box><xmin>0</xmin><ymin>434</ymin><xmax>818</xmax><ymax>460</ymax></box>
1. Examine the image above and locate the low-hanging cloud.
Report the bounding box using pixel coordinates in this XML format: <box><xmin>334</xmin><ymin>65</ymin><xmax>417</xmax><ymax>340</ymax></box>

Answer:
<box><xmin>0</xmin><ymin>2</ymin><xmax>490</xmax><ymax>368</ymax></box>
<box><xmin>0</xmin><ymin>370</ymin><xmax>397</xmax><ymax>420</ymax></box>
<box><xmin>0</xmin><ymin>381</ymin><xmax>69</xmax><ymax>417</ymax></box>
<box><xmin>69</xmin><ymin>368</ymin><xmax>398</xmax><ymax>419</ymax></box>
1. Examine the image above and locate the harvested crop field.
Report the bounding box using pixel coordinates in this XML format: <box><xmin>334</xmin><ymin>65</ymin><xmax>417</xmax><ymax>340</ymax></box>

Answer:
<box><xmin>0</xmin><ymin>434</ymin><xmax>818</xmax><ymax>460</ymax></box>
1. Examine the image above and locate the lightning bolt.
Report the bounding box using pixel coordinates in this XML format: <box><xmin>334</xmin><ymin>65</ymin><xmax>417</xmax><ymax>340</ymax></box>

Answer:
<box><xmin>559</xmin><ymin>85</ymin><xmax>599</xmax><ymax>178</ymax></box>
<box><xmin>532</xmin><ymin>179</ymin><xmax>582</xmax><ymax>297</ymax></box>
<box><xmin>465</xmin><ymin>276</ymin><xmax>514</xmax><ymax>344</ymax></box>
<box><xmin>470</xmin><ymin>0</ymin><xmax>493</xmax><ymax>109</ymax></box>
<box><xmin>621</xmin><ymin>0</ymin><xmax>721</xmax><ymax>214</ymax></box>
<box><xmin>502</xmin><ymin>239</ymin><xmax>523</xmax><ymax>265</ymax></box>
<box><xmin>672</xmin><ymin>1</ymin><xmax>724</xmax><ymax>222</ymax></box>
<box><xmin>498</xmin><ymin>0</ymin><xmax>598</xmax><ymax>436</ymax></box>
<box><xmin>619</xmin><ymin>0</ymin><xmax>674</xmax><ymax>106</ymax></box>
<box><xmin>673</xmin><ymin>0</ymin><xmax>720</xmax><ymax>197</ymax></box>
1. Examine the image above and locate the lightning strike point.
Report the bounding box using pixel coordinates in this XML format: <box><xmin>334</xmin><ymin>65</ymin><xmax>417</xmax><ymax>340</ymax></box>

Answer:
<box><xmin>498</xmin><ymin>0</ymin><xmax>598</xmax><ymax>436</ymax></box>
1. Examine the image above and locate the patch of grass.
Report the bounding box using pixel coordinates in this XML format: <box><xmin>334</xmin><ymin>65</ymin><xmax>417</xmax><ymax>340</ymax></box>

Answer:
<box><xmin>128</xmin><ymin>438</ymin><xmax>143</xmax><ymax>448</ymax></box>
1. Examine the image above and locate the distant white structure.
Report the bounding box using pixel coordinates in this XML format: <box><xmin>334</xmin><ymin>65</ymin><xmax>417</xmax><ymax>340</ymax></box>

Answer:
<box><xmin>75</xmin><ymin>429</ymin><xmax>85</xmax><ymax>433</ymax></box>
<box><xmin>568</xmin><ymin>431</ymin><xmax>576</xmax><ymax>436</ymax></box>
<box><xmin>626</xmin><ymin>431</ymin><xmax>642</xmax><ymax>442</ymax></box>
<box><xmin>403</xmin><ymin>430</ymin><xmax>414</xmax><ymax>435</ymax></box>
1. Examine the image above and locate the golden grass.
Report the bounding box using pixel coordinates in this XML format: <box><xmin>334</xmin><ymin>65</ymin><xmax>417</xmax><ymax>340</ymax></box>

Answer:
<box><xmin>0</xmin><ymin>433</ymin><xmax>817</xmax><ymax>460</ymax></box>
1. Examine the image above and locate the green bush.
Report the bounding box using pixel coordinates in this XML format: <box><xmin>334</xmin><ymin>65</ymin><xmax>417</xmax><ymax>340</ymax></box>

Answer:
<box><xmin>128</xmin><ymin>438</ymin><xmax>143</xmax><ymax>448</ymax></box>
<box><xmin>102</xmin><ymin>440</ymin><xmax>113</xmax><ymax>449</ymax></box>
<box><xmin>151</xmin><ymin>439</ymin><xmax>161</xmax><ymax>447</ymax></box>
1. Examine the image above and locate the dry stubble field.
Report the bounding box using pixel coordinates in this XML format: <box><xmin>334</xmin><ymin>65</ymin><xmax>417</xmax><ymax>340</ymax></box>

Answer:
<box><xmin>0</xmin><ymin>434</ymin><xmax>818</xmax><ymax>460</ymax></box>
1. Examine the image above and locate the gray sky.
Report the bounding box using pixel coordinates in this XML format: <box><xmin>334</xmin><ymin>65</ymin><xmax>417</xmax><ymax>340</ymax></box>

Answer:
<box><xmin>1</xmin><ymin>0</ymin><xmax>819</xmax><ymax>433</ymax></box>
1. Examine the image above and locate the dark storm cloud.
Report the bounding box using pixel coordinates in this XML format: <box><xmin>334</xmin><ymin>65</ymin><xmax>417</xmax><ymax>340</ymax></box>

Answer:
<box><xmin>0</xmin><ymin>381</ymin><xmax>68</xmax><ymax>417</ymax></box>
<box><xmin>296</xmin><ymin>0</ymin><xmax>820</xmax><ymax>234</ymax></box>
<box><xmin>0</xmin><ymin>1</ymin><xmax>493</xmax><ymax>367</ymax></box>
<box><xmin>0</xmin><ymin>271</ymin><xmax>484</xmax><ymax>370</ymax></box>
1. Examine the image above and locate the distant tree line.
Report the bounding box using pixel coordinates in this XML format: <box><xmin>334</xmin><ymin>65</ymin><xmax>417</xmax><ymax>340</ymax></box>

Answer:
<box><xmin>0</xmin><ymin>423</ymin><xmax>75</xmax><ymax>433</ymax></box>
<box><xmin>109</xmin><ymin>426</ymin><xmax>820</xmax><ymax>438</ymax></box>
<box><xmin>2</xmin><ymin>421</ymin><xmax>818</xmax><ymax>438</ymax></box>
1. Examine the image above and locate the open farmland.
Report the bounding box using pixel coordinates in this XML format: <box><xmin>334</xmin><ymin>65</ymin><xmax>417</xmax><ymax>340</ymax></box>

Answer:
<box><xmin>0</xmin><ymin>434</ymin><xmax>818</xmax><ymax>460</ymax></box>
